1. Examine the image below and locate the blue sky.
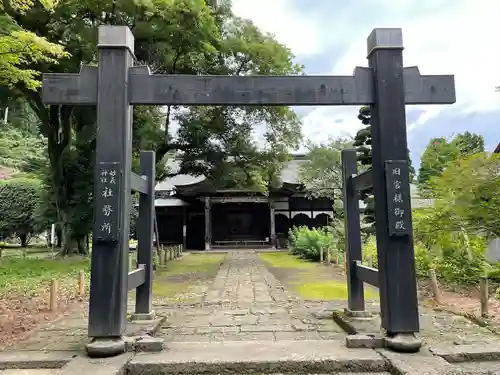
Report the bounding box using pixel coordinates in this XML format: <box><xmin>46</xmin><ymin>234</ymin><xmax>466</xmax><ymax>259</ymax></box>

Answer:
<box><xmin>231</xmin><ymin>0</ymin><xmax>500</xmax><ymax>168</ymax></box>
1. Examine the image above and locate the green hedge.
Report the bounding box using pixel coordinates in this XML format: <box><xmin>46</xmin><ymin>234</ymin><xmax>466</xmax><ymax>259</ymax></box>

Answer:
<box><xmin>362</xmin><ymin>233</ymin><xmax>495</xmax><ymax>285</ymax></box>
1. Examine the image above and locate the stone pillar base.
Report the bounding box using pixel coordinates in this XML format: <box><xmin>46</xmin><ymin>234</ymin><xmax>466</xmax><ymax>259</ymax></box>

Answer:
<box><xmin>384</xmin><ymin>332</ymin><xmax>422</xmax><ymax>353</ymax></box>
<box><xmin>86</xmin><ymin>337</ymin><xmax>126</xmax><ymax>358</ymax></box>
<box><xmin>130</xmin><ymin>311</ymin><xmax>155</xmax><ymax>321</ymax></box>
<box><xmin>344</xmin><ymin>308</ymin><xmax>373</xmax><ymax>318</ymax></box>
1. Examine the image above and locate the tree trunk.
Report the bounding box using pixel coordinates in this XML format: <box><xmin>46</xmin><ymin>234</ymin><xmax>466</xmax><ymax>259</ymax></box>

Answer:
<box><xmin>45</xmin><ymin>105</ymin><xmax>80</xmax><ymax>256</ymax></box>
<box><xmin>61</xmin><ymin>215</ymin><xmax>76</xmax><ymax>256</ymax></box>
<box><xmin>56</xmin><ymin>227</ymin><xmax>62</xmax><ymax>248</ymax></box>
<box><xmin>19</xmin><ymin>234</ymin><xmax>27</xmax><ymax>247</ymax></box>
<box><xmin>76</xmin><ymin>236</ymin><xmax>88</xmax><ymax>255</ymax></box>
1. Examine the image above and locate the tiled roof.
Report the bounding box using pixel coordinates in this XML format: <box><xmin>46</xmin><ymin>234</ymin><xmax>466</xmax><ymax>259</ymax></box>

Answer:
<box><xmin>155</xmin><ymin>155</ymin><xmax>308</xmax><ymax>191</ymax></box>
<box><xmin>494</xmin><ymin>143</ymin><xmax>500</xmax><ymax>154</ymax></box>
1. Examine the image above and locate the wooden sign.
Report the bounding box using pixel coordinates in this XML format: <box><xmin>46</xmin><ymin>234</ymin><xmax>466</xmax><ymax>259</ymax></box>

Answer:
<box><xmin>384</xmin><ymin>160</ymin><xmax>412</xmax><ymax>237</ymax></box>
<box><xmin>94</xmin><ymin>162</ymin><xmax>122</xmax><ymax>243</ymax></box>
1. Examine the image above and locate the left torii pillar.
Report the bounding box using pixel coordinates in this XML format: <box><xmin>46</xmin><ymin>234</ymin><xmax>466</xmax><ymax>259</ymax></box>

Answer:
<box><xmin>43</xmin><ymin>26</ymin><xmax>135</xmax><ymax>357</ymax></box>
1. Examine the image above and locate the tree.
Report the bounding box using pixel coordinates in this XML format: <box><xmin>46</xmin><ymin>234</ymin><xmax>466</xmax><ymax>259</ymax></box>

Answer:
<box><xmin>1</xmin><ymin>0</ymin><xmax>66</xmax><ymax>90</ymax></box>
<box><xmin>353</xmin><ymin>106</ymin><xmax>414</xmax><ymax>236</ymax></box>
<box><xmin>4</xmin><ymin>0</ymin><xmax>302</xmax><ymax>254</ymax></box>
<box><xmin>417</xmin><ymin>132</ymin><xmax>485</xmax><ymax>193</ymax></box>
<box><xmin>451</xmin><ymin>131</ymin><xmax>484</xmax><ymax>156</ymax></box>
<box><xmin>299</xmin><ymin>138</ymin><xmax>351</xmax><ymax>199</ymax></box>
<box><xmin>0</xmin><ymin>177</ymin><xmax>41</xmax><ymax>246</ymax></box>
<box><xmin>431</xmin><ymin>153</ymin><xmax>500</xmax><ymax>238</ymax></box>
<box><xmin>298</xmin><ymin>137</ymin><xmax>352</xmax><ymax>253</ymax></box>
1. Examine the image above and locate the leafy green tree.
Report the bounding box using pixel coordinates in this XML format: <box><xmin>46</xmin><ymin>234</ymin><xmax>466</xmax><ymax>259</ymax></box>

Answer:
<box><xmin>299</xmin><ymin>138</ymin><xmax>351</xmax><ymax>199</ymax></box>
<box><xmin>451</xmin><ymin>131</ymin><xmax>484</xmax><ymax>156</ymax></box>
<box><xmin>4</xmin><ymin>0</ymin><xmax>302</xmax><ymax>254</ymax></box>
<box><xmin>431</xmin><ymin>153</ymin><xmax>500</xmax><ymax>238</ymax></box>
<box><xmin>417</xmin><ymin>132</ymin><xmax>485</xmax><ymax>193</ymax></box>
<box><xmin>1</xmin><ymin>0</ymin><xmax>66</xmax><ymax>90</ymax></box>
<box><xmin>0</xmin><ymin>177</ymin><xmax>41</xmax><ymax>246</ymax></box>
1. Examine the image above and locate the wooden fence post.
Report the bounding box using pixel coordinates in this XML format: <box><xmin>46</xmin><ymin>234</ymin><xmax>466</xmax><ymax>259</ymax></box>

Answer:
<box><xmin>78</xmin><ymin>271</ymin><xmax>85</xmax><ymax>297</ymax></box>
<box><xmin>49</xmin><ymin>279</ymin><xmax>58</xmax><ymax>311</ymax></box>
<box><xmin>157</xmin><ymin>246</ymin><xmax>163</xmax><ymax>267</ymax></box>
<box><xmin>428</xmin><ymin>269</ymin><xmax>442</xmax><ymax>304</ymax></box>
<box><xmin>480</xmin><ymin>277</ymin><xmax>489</xmax><ymax>317</ymax></box>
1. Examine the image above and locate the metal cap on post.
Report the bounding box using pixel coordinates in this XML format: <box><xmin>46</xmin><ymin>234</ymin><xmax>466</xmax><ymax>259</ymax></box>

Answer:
<box><xmin>366</xmin><ymin>28</ymin><xmax>404</xmax><ymax>57</ymax></box>
<box><xmin>97</xmin><ymin>25</ymin><xmax>135</xmax><ymax>54</ymax></box>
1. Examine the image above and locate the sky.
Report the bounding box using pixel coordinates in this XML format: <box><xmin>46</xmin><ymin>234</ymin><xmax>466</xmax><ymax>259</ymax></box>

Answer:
<box><xmin>231</xmin><ymin>0</ymin><xmax>500</xmax><ymax>168</ymax></box>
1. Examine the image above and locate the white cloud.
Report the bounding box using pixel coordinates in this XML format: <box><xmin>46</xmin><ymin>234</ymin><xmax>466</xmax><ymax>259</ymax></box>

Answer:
<box><xmin>231</xmin><ymin>0</ymin><xmax>500</xmax><ymax>145</ymax></box>
<box><xmin>230</xmin><ymin>0</ymin><xmax>328</xmax><ymax>57</ymax></box>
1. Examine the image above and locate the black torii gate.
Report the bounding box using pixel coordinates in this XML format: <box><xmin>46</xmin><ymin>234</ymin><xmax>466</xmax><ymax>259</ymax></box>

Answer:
<box><xmin>42</xmin><ymin>26</ymin><xmax>455</xmax><ymax>356</ymax></box>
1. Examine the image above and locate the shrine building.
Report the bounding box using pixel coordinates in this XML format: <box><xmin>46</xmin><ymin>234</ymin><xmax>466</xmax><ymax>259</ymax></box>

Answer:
<box><xmin>154</xmin><ymin>155</ymin><xmax>335</xmax><ymax>250</ymax></box>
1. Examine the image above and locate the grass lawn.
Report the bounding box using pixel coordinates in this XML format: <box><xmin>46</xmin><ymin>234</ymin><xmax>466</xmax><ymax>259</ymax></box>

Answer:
<box><xmin>259</xmin><ymin>251</ymin><xmax>378</xmax><ymax>301</ymax></box>
<box><xmin>0</xmin><ymin>256</ymin><xmax>90</xmax><ymax>295</ymax></box>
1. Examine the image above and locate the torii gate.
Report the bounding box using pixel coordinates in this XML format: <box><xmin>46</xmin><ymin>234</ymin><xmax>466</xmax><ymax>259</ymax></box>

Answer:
<box><xmin>42</xmin><ymin>26</ymin><xmax>455</xmax><ymax>357</ymax></box>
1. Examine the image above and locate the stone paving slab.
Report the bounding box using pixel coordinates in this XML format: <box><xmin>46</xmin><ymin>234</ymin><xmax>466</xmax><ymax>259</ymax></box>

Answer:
<box><xmin>377</xmin><ymin>348</ymin><xmax>460</xmax><ymax>375</ymax></box>
<box><xmin>128</xmin><ymin>340</ymin><xmax>389</xmax><ymax>375</ymax></box>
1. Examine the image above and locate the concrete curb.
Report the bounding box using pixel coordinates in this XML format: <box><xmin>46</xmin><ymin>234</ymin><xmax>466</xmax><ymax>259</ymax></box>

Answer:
<box><xmin>429</xmin><ymin>344</ymin><xmax>500</xmax><ymax>363</ymax></box>
<box><xmin>0</xmin><ymin>351</ymin><xmax>77</xmax><ymax>370</ymax></box>
<box><xmin>59</xmin><ymin>353</ymin><xmax>133</xmax><ymax>375</ymax></box>
<box><xmin>127</xmin><ymin>340</ymin><xmax>388</xmax><ymax>374</ymax></box>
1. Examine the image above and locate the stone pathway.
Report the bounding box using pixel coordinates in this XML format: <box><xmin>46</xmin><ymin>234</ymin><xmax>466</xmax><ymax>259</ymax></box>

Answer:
<box><xmin>156</xmin><ymin>251</ymin><xmax>348</xmax><ymax>343</ymax></box>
